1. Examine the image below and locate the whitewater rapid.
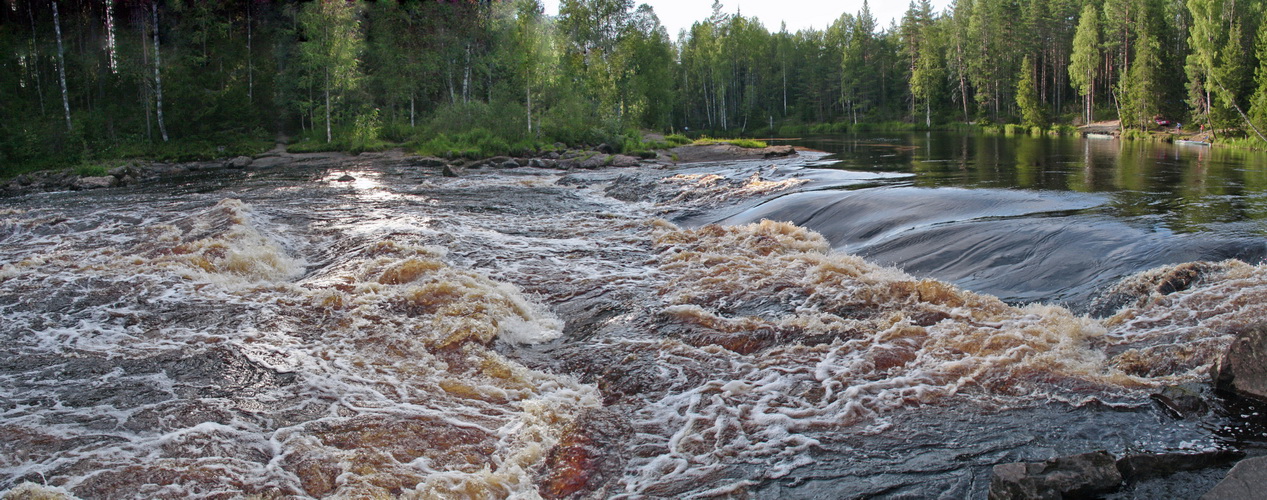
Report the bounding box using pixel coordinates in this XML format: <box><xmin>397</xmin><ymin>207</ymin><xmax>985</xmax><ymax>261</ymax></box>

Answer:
<box><xmin>1</xmin><ymin>150</ymin><xmax>1263</xmax><ymax>498</ymax></box>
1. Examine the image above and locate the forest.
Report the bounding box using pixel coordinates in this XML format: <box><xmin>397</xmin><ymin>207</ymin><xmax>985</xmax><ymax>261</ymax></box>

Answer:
<box><xmin>2</xmin><ymin>0</ymin><xmax>1266</xmax><ymax>175</ymax></box>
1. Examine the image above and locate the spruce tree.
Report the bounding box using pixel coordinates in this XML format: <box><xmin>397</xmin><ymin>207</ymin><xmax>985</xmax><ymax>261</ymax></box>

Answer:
<box><xmin>1016</xmin><ymin>56</ymin><xmax>1044</xmax><ymax>128</ymax></box>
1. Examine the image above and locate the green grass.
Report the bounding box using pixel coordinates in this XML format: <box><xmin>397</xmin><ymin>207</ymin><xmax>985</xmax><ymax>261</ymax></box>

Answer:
<box><xmin>72</xmin><ymin>164</ymin><xmax>110</xmax><ymax>177</ymax></box>
<box><xmin>1212</xmin><ymin>135</ymin><xmax>1267</xmax><ymax>151</ymax></box>
<box><xmin>689</xmin><ymin>137</ymin><xmax>769</xmax><ymax>148</ymax></box>
<box><xmin>665</xmin><ymin>133</ymin><xmax>692</xmax><ymax>146</ymax></box>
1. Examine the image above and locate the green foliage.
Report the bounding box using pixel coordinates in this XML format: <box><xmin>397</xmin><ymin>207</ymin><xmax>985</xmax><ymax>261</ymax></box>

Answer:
<box><xmin>1016</xmin><ymin>56</ymin><xmax>1045</xmax><ymax>128</ymax></box>
<box><xmin>2</xmin><ymin>0</ymin><xmax>1266</xmax><ymax>176</ymax></box>
<box><xmin>664</xmin><ymin>134</ymin><xmax>692</xmax><ymax>146</ymax></box>
<box><xmin>1250</xmin><ymin>19</ymin><xmax>1267</xmax><ymax>135</ymax></box>
<box><xmin>73</xmin><ymin>164</ymin><xmax>109</xmax><ymax>177</ymax></box>
<box><xmin>1069</xmin><ymin>4</ymin><xmax>1101</xmax><ymax>123</ymax></box>
<box><xmin>1120</xmin><ymin>30</ymin><xmax>1164</xmax><ymax>131</ymax></box>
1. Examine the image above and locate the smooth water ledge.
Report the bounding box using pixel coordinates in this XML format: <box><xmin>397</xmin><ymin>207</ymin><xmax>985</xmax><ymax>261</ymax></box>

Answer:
<box><xmin>720</xmin><ymin>186</ymin><xmax>1107</xmax><ymax>249</ymax></box>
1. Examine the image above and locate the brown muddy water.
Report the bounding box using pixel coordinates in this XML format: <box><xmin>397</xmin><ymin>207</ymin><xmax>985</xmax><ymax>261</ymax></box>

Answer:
<box><xmin>1</xmin><ymin>136</ymin><xmax>1266</xmax><ymax>498</ymax></box>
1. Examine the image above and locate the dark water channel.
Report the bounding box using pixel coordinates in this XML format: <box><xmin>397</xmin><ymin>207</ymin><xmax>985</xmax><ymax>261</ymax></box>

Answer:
<box><xmin>725</xmin><ymin>133</ymin><xmax>1267</xmax><ymax>312</ymax></box>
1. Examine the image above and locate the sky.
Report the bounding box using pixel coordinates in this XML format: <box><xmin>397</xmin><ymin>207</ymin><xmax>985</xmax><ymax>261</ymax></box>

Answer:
<box><xmin>541</xmin><ymin>0</ymin><xmax>956</xmax><ymax>39</ymax></box>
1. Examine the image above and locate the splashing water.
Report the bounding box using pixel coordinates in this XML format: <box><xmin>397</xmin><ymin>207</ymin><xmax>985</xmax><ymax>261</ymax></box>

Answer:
<box><xmin>1</xmin><ymin>149</ymin><xmax>1263</xmax><ymax>498</ymax></box>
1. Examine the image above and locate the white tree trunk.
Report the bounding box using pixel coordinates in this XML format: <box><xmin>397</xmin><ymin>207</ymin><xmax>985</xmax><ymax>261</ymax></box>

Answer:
<box><xmin>52</xmin><ymin>1</ymin><xmax>72</xmax><ymax>131</ymax></box>
<box><xmin>247</xmin><ymin>5</ymin><xmax>253</xmax><ymax>101</ymax></box>
<box><xmin>27</xmin><ymin>4</ymin><xmax>46</xmax><ymax>116</ymax></box>
<box><xmin>325</xmin><ymin>70</ymin><xmax>332</xmax><ymax>143</ymax></box>
<box><xmin>153</xmin><ymin>3</ymin><xmax>169</xmax><ymax>142</ymax></box>
<box><xmin>410</xmin><ymin>95</ymin><xmax>415</xmax><ymax>128</ymax></box>
<box><xmin>526</xmin><ymin>84</ymin><xmax>532</xmax><ymax>134</ymax></box>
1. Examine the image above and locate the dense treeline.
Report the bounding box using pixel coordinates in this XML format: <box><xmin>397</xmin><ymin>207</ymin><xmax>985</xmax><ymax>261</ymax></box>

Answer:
<box><xmin>2</xmin><ymin>0</ymin><xmax>1266</xmax><ymax>174</ymax></box>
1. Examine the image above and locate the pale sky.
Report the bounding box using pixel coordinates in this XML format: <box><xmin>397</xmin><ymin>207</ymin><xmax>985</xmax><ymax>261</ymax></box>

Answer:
<box><xmin>541</xmin><ymin>0</ymin><xmax>955</xmax><ymax>39</ymax></box>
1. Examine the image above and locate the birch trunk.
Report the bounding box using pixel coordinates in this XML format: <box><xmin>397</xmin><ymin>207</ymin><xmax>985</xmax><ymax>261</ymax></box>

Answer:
<box><xmin>52</xmin><ymin>1</ymin><xmax>72</xmax><ymax>131</ymax></box>
<box><xmin>27</xmin><ymin>3</ymin><xmax>46</xmax><ymax>116</ymax></box>
<box><xmin>325</xmin><ymin>69</ymin><xmax>332</xmax><ymax>143</ymax></box>
<box><xmin>153</xmin><ymin>3</ymin><xmax>169</xmax><ymax>142</ymax></box>
<box><xmin>247</xmin><ymin>5</ymin><xmax>253</xmax><ymax>101</ymax></box>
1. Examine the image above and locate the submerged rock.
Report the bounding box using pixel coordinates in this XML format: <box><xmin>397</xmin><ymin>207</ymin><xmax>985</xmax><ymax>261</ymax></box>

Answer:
<box><xmin>1213</xmin><ymin>326</ymin><xmax>1267</xmax><ymax>402</ymax></box>
<box><xmin>989</xmin><ymin>451</ymin><xmax>1121</xmax><ymax>499</ymax></box>
<box><xmin>1151</xmin><ymin>383</ymin><xmax>1210</xmax><ymax>418</ymax></box>
<box><xmin>1202</xmin><ymin>456</ymin><xmax>1267</xmax><ymax>500</ymax></box>
<box><xmin>1117</xmin><ymin>450</ymin><xmax>1243</xmax><ymax>482</ymax></box>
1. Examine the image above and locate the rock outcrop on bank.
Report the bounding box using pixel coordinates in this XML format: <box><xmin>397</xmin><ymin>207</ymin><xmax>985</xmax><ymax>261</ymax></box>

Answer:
<box><xmin>668</xmin><ymin>143</ymin><xmax>796</xmax><ymax>163</ymax></box>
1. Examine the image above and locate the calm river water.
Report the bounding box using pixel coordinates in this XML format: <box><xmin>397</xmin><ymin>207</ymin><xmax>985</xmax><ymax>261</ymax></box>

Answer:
<box><xmin>1</xmin><ymin>136</ymin><xmax>1265</xmax><ymax>498</ymax></box>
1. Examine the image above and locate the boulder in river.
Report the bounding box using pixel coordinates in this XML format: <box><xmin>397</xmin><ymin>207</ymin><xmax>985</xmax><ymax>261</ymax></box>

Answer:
<box><xmin>1212</xmin><ymin>325</ymin><xmax>1267</xmax><ymax>402</ymax></box>
<box><xmin>225</xmin><ymin>156</ymin><xmax>253</xmax><ymax>169</ymax></box>
<box><xmin>74</xmin><ymin>176</ymin><xmax>118</xmax><ymax>190</ymax></box>
<box><xmin>989</xmin><ymin>450</ymin><xmax>1121</xmax><ymax>499</ymax></box>
<box><xmin>1201</xmin><ymin>456</ymin><xmax>1267</xmax><ymax>500</ymax></box>
<box><xmin>441</xmin><ymin>164</ymin><xmax>462</xmax><ymax>177</ymax></box>
<box><xmin>1116</xmin><ymin>449</ymin><xmax>1243</xmax><ymax>482</ymax></box>
<box><xmin>1151</xmin><ymin>382</ymin><xmax>1210</xmax><ymax>418</ymax></box>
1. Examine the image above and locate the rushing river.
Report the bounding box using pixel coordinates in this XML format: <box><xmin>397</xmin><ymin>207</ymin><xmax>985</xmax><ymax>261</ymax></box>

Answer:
<box><xmin>1</xmin><ymin>135</ymin><xmax>1265</xmax><ymax>499</ymax></box>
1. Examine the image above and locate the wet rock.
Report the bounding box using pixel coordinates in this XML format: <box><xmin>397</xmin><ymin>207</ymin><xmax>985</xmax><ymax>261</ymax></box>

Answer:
<box><xmin>442</xmin><ymin>164</ymin><xmax>462</xmax><ymax>177</ymax></box>
<box><xmin>1088</xmin><ymin>261</ymin><xmax>1219</xmax><ymax>317</ymax></box>
<box><xmin>225</xmin><ymin>156</ymin><xmax>253</xmax><ymax>169</ymax></box>
<box><xmin>107</xmin><ymin>165</ymin><xmax>136</xmax><ymax>178</ymax></box>
<box><xmin>415</xmin><ymin>157</ymin><xmax>446</xmax><ymax>168</ymax></box>
<box><xmin>1151</xmin><ymin>383</ymin><xmax>1210</xmax><ymax>418</ymax></box>
<box><xmin>1202</xmin><ymin>456</ymin><xmax>1267</xmax><ymax>500</ymax></box>
<box><xmin>579</xmin><ymin>154</ymin><xmax>608</xmax><ymax>169</ymax></box>
<box><xmin>608</xmin><ymin>155</ymin><xmax>640</xmax><ymax>168</ymax></box>
<box><xmin>501</xmin><ymin>159</ymin><xmax>521</xmax><ymax>169</ymax></box>
<box><xmin>537</xmin><ymin>408</ymin><xmax>633</xmax><ymax>499</ymax></box>
<box><xmin>74</xmin><ymin>176</ymin><xmax>118</xmax><ymax>190</ymax></box>
<box><xmin>762</xmin><ymin>144</ymin><xmax>796</xmax><ymax>158</ymax></box>
<box><xmin>528</xmin><ymin>158</ymin><xmax>556</xmax><ymax>168</ymax></box>
<box><xmin>1117</xmin><ymin>449</ymin><xmax>1244</xmax><ymax>482</ymax></box>
<box><xmin>1213</xmin><ymin>325</ymin><xmax>1267</xmax><ymax>402</ymax></box>
<box><xmin>988</xmin><ymin>451</ymin><xmax>1122</xmax><ymax>499</ymax></box>
<box><xmin>250</xmin><ymin>155</ymin><xmax>292</xmax><ymax>169</ymax></box>
<box><xmin>335</xmin><ymin>174</ymin><xmax>356</xmax><ymax>182</ymax></box>
<box><xmin>544</xmin><ymin>151</ymin><xmax>560</xmax><ymax>160</ymax></box>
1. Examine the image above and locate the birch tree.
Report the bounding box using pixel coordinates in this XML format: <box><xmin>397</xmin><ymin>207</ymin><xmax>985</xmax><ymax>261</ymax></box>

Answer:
<box><xmin>1069</xmin><ymin>4</ymin><xmax>1100</xmax><ymax>125</ymax></box>
<box><xmin>298</xmin><ymin>0</ymin><xmax>363</xmax><ymax>143</ymax></box>
<box><xmin>52</xmin><ymin>1</ymin><xmax>71</xmax><ymax>131</ymax></box>
<box><xmin>153</xmin><ymin>3</ymin><xmax>169</xmax><ymax>142</ymax></box>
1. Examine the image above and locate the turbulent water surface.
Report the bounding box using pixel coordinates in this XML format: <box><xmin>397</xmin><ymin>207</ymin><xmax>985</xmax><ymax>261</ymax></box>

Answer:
<box><xmin>2</xmin><ymin>135</ymin><xmax>1266</xmax><ymax>498</ymax></box>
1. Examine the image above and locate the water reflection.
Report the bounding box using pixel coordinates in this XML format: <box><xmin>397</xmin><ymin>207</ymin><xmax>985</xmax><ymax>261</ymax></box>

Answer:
<box><xmin>780</xmin><ymin>133</ymin><xmax>1267</xmax><ymax>235</ymax></box>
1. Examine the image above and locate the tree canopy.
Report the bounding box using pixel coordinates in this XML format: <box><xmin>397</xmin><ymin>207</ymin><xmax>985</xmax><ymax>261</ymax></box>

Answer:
<box><xmin>1</xmin><ymin>0</ymin><xmax>1265</xmax><ymax>173</ymax></box>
